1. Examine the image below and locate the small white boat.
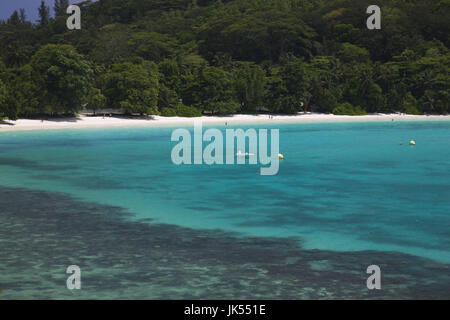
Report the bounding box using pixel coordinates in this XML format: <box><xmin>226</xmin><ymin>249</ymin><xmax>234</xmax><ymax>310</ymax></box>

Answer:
<box><xmin>236</xmin><ymin>150</ymin><xmax>256</xmax><ymax>158</ymax></box>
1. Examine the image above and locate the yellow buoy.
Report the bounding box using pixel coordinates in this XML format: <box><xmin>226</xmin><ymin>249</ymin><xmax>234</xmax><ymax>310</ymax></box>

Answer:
<box><xmin>409</xmin><ymin>140</ymin><xmax>416</xmax><ymax>146</ymax></box>
<box><xmin>278</xmin><ymin>154</ymin><xmax>284</xmax><ymax>160</ymax></box>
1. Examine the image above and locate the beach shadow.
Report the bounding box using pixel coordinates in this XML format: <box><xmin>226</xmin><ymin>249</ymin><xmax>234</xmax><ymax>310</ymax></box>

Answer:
<box><xmin>84</xmin><ymin>114</ymin><xmax>156</xmax><ymax>121</ymax></box>
<box><xmin>204</xmin><ymin>114</ymin><xmax>236</xmax><ymax>118</ymax></box>
<box><xmin>0</xmin><ymin>120</ymin><xmax>15</xmax><ymax>126</ymax></box>
<box><xmin>43</xmin><ymin>117</ymin><xmax>81</xmax><ymax>123</ymax></box>
<box><xmin>271</xmin><ymin>112</ymin><xmax>311</xmax><ymax>117</ymax></box>
<box><xmin>113</xmin><ymin>114</ymin><xmax>156</xmax><ymax>121</ymax></box>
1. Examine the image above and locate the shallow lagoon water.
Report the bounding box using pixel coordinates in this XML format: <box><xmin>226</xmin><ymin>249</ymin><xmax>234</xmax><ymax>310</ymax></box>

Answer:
<box><xmin>0</xmin><ymin>120</ymin><xmax>449</xmax><ymax>299</ymax></box>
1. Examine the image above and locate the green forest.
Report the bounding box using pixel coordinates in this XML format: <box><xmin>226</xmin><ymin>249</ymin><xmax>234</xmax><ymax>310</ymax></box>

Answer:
<box><xmin>0</xmin><ymin>0</ymin><xmax>449</xmax><ymax>119</ymax></box>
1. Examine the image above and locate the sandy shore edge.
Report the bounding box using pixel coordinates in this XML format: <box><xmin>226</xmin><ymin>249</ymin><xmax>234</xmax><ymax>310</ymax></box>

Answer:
<box><xmin>1</xmin><ymin>113</ymin><xmax>449</xmax><ymax>132</ymax></box>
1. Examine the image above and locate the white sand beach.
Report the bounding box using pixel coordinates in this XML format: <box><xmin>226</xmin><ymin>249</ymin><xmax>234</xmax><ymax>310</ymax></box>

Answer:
<box><xmin>1</xmin><ymin>113</ymin><xmax>449</xmax><ymax>132</ymax></box>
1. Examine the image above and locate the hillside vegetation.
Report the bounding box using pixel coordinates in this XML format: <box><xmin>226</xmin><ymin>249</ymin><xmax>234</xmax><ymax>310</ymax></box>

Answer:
<box><xmin>0</xmin><ymin>0</ymin><xmax>449</xmax><ymax>119</ymax></box>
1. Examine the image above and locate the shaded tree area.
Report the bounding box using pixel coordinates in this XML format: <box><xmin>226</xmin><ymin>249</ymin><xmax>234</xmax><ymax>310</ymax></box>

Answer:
<box><xmin>0</xmin><ymin>0</ymin><xmax>449</xmax><ymax>119</ymax></box>
<box><xmin>103</xmin><ymin>58</ymin><xmax>159</xmax><ymax>115</ymax></box>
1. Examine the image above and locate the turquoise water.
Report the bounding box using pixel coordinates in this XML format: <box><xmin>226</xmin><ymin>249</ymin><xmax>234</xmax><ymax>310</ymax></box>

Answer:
<box><xmin>0</xmin><ymin>121</ymin><xmax>449</xmax><ymax>263</ymax></box>
<box><xmin>0</xmin><ymin>120</ymin><xmax>449</xmax><ymax>299</ymax></box>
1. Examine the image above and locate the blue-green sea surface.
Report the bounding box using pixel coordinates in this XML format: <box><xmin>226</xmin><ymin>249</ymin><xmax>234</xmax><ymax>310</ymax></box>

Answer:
<box><xmin>0</xmin><ymin>121</ymin><xmax>449</xmax><ymax>264</ymax></box>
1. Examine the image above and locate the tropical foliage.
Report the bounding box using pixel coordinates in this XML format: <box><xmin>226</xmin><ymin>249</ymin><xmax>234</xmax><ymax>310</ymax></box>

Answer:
<box><xmin>0</xmin><ymin>0</ymin><xmax>449</xmax><ymax>118</ymax></box>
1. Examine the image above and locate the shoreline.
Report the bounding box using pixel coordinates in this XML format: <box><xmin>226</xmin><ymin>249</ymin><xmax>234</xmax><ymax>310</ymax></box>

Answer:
<box><xmin>1</xmin><ymin>113</ymin><xmax>450</xmax><ymax>132</ymax></box>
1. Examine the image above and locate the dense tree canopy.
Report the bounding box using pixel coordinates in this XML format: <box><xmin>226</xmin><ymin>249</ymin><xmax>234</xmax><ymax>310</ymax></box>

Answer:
<box><xmin>103</xmin><ymin>59</ymin><xmax>159</xmax><ymax>115</ymax></box>
<box><xmin>0</xmin><ymin>80</ymin><xmax>13</xmax><ymax>119</ymax></box>
<box><xmin>30</xmin><ymin>44</ymin><xmax>92</xmax><ymax>114</ymax></box>
<box><xmin>0</xmin><ymin>0</ymin><xmax>448</xmax><ymax>118</ymax></box>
